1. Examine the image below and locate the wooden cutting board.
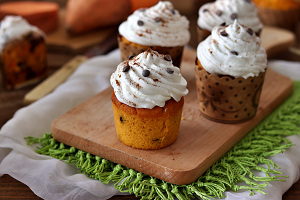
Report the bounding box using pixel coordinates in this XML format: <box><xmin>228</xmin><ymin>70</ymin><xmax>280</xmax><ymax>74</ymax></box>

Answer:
<box><xmin>46</xmin><ymin>9</ymin><xmax>117</xmax><ymax>54</ymax></box>
<box><xmin>51</xmin><ymin>45</ymin><xmax>294</xmax><ymax>185</ymax></box>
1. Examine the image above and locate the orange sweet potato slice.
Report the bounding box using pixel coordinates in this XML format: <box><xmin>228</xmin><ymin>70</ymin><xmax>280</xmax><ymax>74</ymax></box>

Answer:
<box><xmin>0</xmin><ymin>1</ymin><xmax>59</xmax><ymax>33</ymax></box>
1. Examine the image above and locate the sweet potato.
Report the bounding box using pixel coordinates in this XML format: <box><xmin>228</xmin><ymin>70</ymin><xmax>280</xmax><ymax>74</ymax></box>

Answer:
<box><xmin>0</xmin><ymin>1</ymin><xmax>59</xmax><ymax>34</ymax></box>
<box><xmin>130</xmin><ymin>0</ymin><xmax>159</xmax><ymax>13</ymax></box>
<box><xmin>65</xmin><ymin>0</ymin><xmax>131</xmax><ymax>35</ymax></box>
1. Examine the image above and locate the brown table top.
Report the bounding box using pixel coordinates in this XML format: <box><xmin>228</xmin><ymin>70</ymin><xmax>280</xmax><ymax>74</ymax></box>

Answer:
<box><xmin>1</xmin><ymin>28</ymin><xmax>300</xmax><ymax>200</ymax></box>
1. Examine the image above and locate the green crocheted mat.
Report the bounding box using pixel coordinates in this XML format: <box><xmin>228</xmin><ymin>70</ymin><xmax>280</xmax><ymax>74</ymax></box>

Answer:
<box><xmin>26</xmin><ymin>81</ymin><xmax>300</xmax><ymax>200</ymax></box>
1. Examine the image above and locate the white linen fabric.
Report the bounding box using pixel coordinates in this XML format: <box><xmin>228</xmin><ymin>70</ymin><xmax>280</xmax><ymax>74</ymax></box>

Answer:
<box><xmin>0</xmin><ymin>49</ymin><xmax>299</xmax><ymax>200</ymax></box>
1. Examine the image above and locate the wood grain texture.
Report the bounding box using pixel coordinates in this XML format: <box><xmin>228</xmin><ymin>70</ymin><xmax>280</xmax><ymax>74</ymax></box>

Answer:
<box><xmin>23</xmin><ymin>55</ymin><xmax>87</xmax><ymax>105</ymax></box>
<box><xmin>261</xmin><ymin>26</ymin><xmax>296</xmax><ymax>58</ymax></box>
<box><xmin>51</xmin><ymin>48</ymin><xmax>293</xmax><ymax>185</ymax></box>
<box><xmin>46</xmin><ymin>9</ymin><xmax>117</xmax><ymax>54</ymax></box>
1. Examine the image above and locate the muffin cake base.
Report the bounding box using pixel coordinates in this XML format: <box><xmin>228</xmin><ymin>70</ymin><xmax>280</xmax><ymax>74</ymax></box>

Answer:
<box><xmin>0</xmin><ymin>32</ymin><xmax>47</xmax><ymax>90</ymax></box>
<box><xmin>196</xmin><ymin>26</ymin><xmax>211</xmax><ymax>44</ymax></box>
<box><xmin>256</xmin><ymin>7</ymin><xmax>300</xmax><ymax>31</ymax></box>
<box><xmin>111</xmin><ymin>91</ymin><xmax>184</xmax><ymax>150</ymax></box>
<box><xmin>195</xmin><ymin>59</ymin><xmax>266</xmax><ymax>123</ymax></box>
<box><xmin>118</xmin><ymin>34</ymin><xmax>184</xmax><ymax>68</ymax></box>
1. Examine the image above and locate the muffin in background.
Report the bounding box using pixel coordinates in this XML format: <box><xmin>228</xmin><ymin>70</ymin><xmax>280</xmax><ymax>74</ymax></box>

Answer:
<box><xmin>195</xmin><ymin>20</ymin><xmax>267</xmax><ymax>123</ymax></box>
<box><xmin>252</xmin><ymin>0</ymin><xmax>300</xmax><ymax>31</ymax></box>
<box><xmin>0</xmin><ymin>16</ymin><xmax>47</xmax><ymax>90</ymax></box>
<box><xmin>197</xmin><ymin>0</ymin><xmax>263</xmax><ymax>43</ymax></box>
<box><xmin>110</xmin><ymin>48</ymin><xmax>188</xmax><ymax>150</ymax></box>
<box><xmin>118</xmin><ymin>1</ymin><xmax>190</xmax><ymax>68</ymax></box>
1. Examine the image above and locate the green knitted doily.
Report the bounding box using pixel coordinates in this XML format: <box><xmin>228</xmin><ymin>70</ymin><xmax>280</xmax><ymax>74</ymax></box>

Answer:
<box><xmin>25</xmin><ymin>81</ymin><xmax>300</xmax><ymax>200</ymax></box>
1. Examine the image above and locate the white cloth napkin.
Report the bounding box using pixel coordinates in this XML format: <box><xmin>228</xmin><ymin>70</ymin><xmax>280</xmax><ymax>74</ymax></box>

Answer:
<box><xmin>0</xmin><ymin>49</ymin><xmax>299</xmax><ymax>200</ymax></box>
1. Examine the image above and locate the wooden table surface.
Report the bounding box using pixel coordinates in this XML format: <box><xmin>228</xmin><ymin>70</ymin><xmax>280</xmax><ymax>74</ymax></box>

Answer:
<box><xmin>1</xmin><ymin>31</ymin><xmax>300</xmax><ymax>200</ymax></box>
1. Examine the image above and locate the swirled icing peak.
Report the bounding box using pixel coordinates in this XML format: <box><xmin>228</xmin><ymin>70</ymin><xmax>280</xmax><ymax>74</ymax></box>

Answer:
<box><xmin>111</xmin><ymin>48</ymin><xmax>188</xmax><ymax>109</ymax></box>
<box><xmin>198</xmin><ymin>0</ymin><xmax>263</xmax><ymax>33</ymax></box>
<box><xmin>0</xmin><ymin>16</ymin><xmax>44</xmax><ymax>52</ymax></box>
<box><xmin>119</xmin><ymin>1</ymin><xmax>190</xmax><ymax>47</ymax></box>
<box><xmin>197</xmin><ymin>20</ymin><xmax>267</xmax><ymax>79</ymax></box>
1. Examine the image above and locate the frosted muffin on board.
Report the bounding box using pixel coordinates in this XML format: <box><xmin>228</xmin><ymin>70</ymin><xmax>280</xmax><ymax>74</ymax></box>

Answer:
<box><xmin>110</xmin><ymin>48</ymin><xmax>188</xmax><ymax>149</ymax></box>
<box><xmin>0</xmin><ymin>16</ymin><xmax>47</xmax><ymax>90</ymax></box>
<box><xmin>252</xmin><ymin>0</ymin><xmax>300</xmax><ymax>31</ymax></box>
<box><xmin>118</xmin><ymin>1</ymin><xmax>190</xmax><ymax>68</ymax></box>
<box><xmin>195</xmin><ymin>20</ymin><xmax>267</xmax><ymax>123</ymax></box>
<box><xmin>197</xmin><ymin>0</ymin><xmax>263</xmax><ymax>43</ymax></box>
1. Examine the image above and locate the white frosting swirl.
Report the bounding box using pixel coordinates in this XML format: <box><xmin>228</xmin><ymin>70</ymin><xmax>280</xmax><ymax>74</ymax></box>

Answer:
<box><xmin>198</xmin><ymin>0</ymin><xmax>263</xmax><ymax>33</ymax></box>
<box><xmin>197</xmin><ymin>20</ymin><xmax>267</xmax><ymax>79</ymax></box>
<box><xmin>111</xmin><ymin>48</ymin><xmax>188</xmax><ymax>109</ymax></box>
<box><xmin>119</xmin><ymin>1</ymin><xmax>190</xmax><ymax>47</ymax></box>
<box><xmin>0</xmin><ymin>16</ymin><xmax>44</xmax><ymax>52</ymax></box>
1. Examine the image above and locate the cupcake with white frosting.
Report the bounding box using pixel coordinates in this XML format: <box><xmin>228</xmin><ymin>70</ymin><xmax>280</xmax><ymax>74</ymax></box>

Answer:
<box><xmin>0</xmin><ymin>16</ymin><xmax>47</xmax><ymax>90</ymax></box>
<box><xmin>197</xmin><ymin>0</ymin><xmax>263</xmax><ymax>43</ymax></box>
<box><xmin>118</xmin><ymin>1</ymin><xmax>190</xmax><ymax>68</ymax></box>
<box><xmin>195</xmin><ymin>20</ymin><xmax>267</xmax><ymax>123</ymax></box>
<box><xmin>111</xmin><ymin>48</ymin><xmax>188</xmax><ymax>149</ymax></box>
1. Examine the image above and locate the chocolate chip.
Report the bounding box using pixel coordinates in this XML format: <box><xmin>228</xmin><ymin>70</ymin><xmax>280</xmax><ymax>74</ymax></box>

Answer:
<box><xmin>203</xmin><ymin>9</ymin><xmax>208</xmax><ymax>12</ymax></box>
<box><xmin>220</xmin><ymin>31</ymin><xmax>228</xmax><ymax>37</ymax></box>
<box><xmin>123</xmin><ymin>65</ymin><xmax>130</xmax><ymax>72</ymax></box>
<box><xmin>25</xmin><ymin>32</ymin><xmax>33</xmax><ymax>40</ymax></box>
<box><xmin>164</xmin><ymin>54</ymin><xmax>172</xmax><ymax>61</ymax></box>
<box><xmin>166</xmin><ymin>68</ymin><xmax>174</xmax><ymax>74</ymax></box>
<box><xmin>142</xmin><ymin>70</ymin><xmax>150</xmax><ymax>77</ymax></box>
<box><xmin>17</xmin><ymin>62</ymin><xmax>24</xmax><ymax>67</ymax></box>
<box><xmin>120</xmin><ymin>117</ymin><xmax>125</xmax><ymax>123</ymax></box>
<box><xmin>247</xmin><ymin>28</ymin><xmax>254</xmax><ymax>35</ymax></box>
<box><xmin>128</xmin><ymin>55</ymin><xmax>135</xmax><ymax>60</ymax></box>
<box><xmin>220</xmin><ymin>22</ymin><xmax>226</xmax><ymax>26</ymax></box>
<box><xmin>154</xmin><ymin>17</ymin><xmax>161</xmax><ymax>22</ymax></box>
<box><xmin>171</xmin><ymin>9</ymin><xmax>175</xmax><ymax>15</ymax></box>
<box><xmin>216</xmin><ymin>10</ymin><xmax>222</xmax><ymax>16</ymax></box>
<box><xmin>231</xmin><ymin>51</ymin><xmax>239</xmax><ymax>55</ymax></box>
<box><xmin>231</xmin><ymin>13</ymin><xmax>238</xmax><ymax>20</ymax></box>
<box><xmin>137</xmin><ymin>20</ymin><xmax>144</xmax><ymax>26</ymax></box>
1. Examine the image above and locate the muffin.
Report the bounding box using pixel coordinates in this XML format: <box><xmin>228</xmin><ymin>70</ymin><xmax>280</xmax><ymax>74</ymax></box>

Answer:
<box><xmin>0</xmin><ymin>16</ymin><xmax>47</xmax><ymax>90</ymax></box>
<box><xmin>252</xmin><ymin>0</ymin><xmax>300</xmax><ymax>31</ymax></box>
<box><xmin>110</xmin><ymin>48</ymin><xmax>188</xmax><ymax>149</ymax></box>
<box><xmin>197</xmin><ymin>0</ymin><xmax>263</xmax><ymax>43</ymax></box>
<box><xmin>195</xmin><ymin>20</ymin><xmax>267</xmax><ymax>123</ymax></box>
<box><xmin>118</xmin><ymin>1</ymin><xmax>190</xmax><ymax>68</ymax></box>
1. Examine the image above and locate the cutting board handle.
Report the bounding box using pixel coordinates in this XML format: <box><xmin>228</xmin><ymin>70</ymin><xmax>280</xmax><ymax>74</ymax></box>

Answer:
<box><xmin>23</xmin><ymin>55</ymin><xmax>87</xmax><ymax>105</ymax></box>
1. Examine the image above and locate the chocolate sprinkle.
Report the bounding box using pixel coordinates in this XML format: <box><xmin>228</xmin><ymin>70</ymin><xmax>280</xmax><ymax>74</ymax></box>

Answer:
<box><xmin>245</xmin><ymin>0</ymin><xmax>252</xmax><ymax>3</ymax></box>
<box><xmin>220</xmin><ymin>31</ymin><xmax>228</xmax><ymax>37</ymax></box>
<box><xmin>171</xmin><ymin>9</ymin><xmax>175</xmax><ymax>15</ymax></box>
<box><xmin>220</xmin><ymin>22</ymin><xmax>226</xmax><ymax>26</ymax></box>
<box><xmin>142</xmin><ymin>70</ymin><xmax>150</xmax><ymax>77</ymax></box>
<box><xmin>166</xmin><ymin>68</ymin><xmax>174</xmax><ymax>74</ymax></box>
<box><xmin>247</xmin><ymin>28</ymin><xmax>254</xmax><ymax>35</ymax></box>
<box><xmin>123</xmin><ymin>65</ymin><xmax>130</xmax><ymax>72</ymax></box>
<box><xmin>164</xmin><ymin>54</ymin><xmax>172</xmax><ymax>61</ymax></box>
<box><xmin>137</xmin><ymin>20</ymin><xmax>144</xmax><ymax>26</ymax></box>
<box><xmin>231</xmin><ymin>13</ymin><xmax>238</xmax><ymax>20</ymax></box>
<box><xmin>231</xmin><ymin>51</ymin><xmax>239</xmax><ymax>55</ymax></box>
<box><xmin>203</xmin><ymin>9</ymin><xmax>208</xmax><ymax>12</ymax></box>
<box><xmin>216</xmin><ymin>10</ymin><xmax>222</xmax><ymax>16</ymax></box>
<box><xmin>154</xmin><ymin>17</ymin><xmax>161</xmax><ymax>22</ymax></box>
<box><xmin>128</xmin><ymin>55</ymin><xmax>135</xmax><ymax>60</ymax></box>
